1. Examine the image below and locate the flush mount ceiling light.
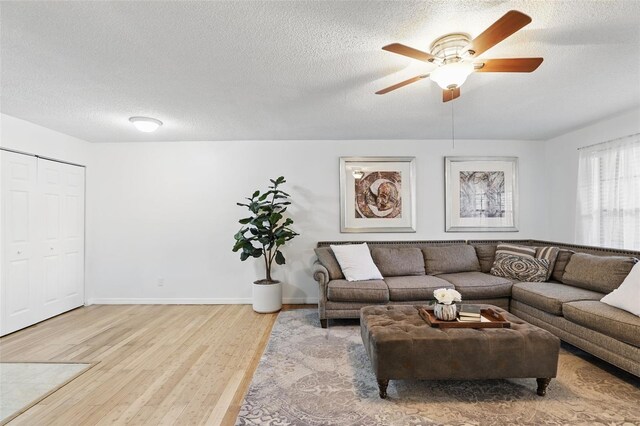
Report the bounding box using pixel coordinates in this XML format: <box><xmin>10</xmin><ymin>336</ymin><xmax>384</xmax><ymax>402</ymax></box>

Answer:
<box><xmin>129</xmin><ymin>116</ymin><xmax>163</xmax><ymax>132</ymax></box>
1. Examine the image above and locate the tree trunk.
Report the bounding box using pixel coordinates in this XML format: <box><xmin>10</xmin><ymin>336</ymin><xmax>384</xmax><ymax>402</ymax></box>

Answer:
<box><xmin>264</xmin><ymin>252</ymin><xmax>271</xmax><ymax>282</ymax></box>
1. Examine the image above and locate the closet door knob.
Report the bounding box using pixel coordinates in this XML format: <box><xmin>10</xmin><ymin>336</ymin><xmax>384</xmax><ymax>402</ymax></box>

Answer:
<box><xmin>17</xmin><ymin>250</ymin><xmax>22</xmax><ymax>255</ymax></box>
<box><xmin>50</xmin><ymin>247</ymin><xmax>54</xmax><ymax>250</ymax></box>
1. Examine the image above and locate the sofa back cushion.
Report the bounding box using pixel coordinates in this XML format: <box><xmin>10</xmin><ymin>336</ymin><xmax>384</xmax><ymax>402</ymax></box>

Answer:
<box><xmin>422</xmin><ymin>245</ymin><xmax>481</xmax><ymax>275</ymax></box>
<box><xmin>371</xmin><ymin>247</ymin><xmax>425</xmax><ymax>277</ymax></box>
<box><xmin>314</xmin><ymin>247</ymin><xmax>344</xmax><ymax>280</ymax></box>
<box><xmin>473</xmin><ymin>244</ymin><xmax>497</xmax><ymax>273</ymax></box>
<box><xmin>551</xmin><ymin>249</ymin><xmax>574</xmax><ymax>282</ymax></box>
<box><xmin>562</xmin><ymin>253</ymin><xmax>637</xmax><ymax>293</ymax></box>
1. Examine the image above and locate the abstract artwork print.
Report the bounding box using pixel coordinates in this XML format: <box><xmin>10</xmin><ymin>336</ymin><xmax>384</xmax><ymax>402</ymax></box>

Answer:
<box><xmin>459</xmin><ymin>171</ymin><xmax>505</xmax><ymax>218</ymax></box>
<box><xmin>354</xmin><ymin>171</ymin><xmax>402</xmax><ymax>219</ymax></box>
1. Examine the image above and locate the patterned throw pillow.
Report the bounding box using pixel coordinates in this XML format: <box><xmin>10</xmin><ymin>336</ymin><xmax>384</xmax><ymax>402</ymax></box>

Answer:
<box><xmin>495</xmin><ymin>243</ymin><xmax>537</xmax><ymax>259</ymax></box>
<box><xmin>490</xmin><ymin>253</ymin><xmax>550</xmax><ymax>282</ymax></box>
<box><xmin>536</xmin><ymin>246</ymin><xmax>560</xmax><ymax>280</ymax></box>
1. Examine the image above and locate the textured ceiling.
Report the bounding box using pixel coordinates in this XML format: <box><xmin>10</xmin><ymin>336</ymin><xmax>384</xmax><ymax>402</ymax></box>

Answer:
<box><xmin>1</xmin><ymin>1</ymin><xmax>639</xmax><ymax>142</ymax></box>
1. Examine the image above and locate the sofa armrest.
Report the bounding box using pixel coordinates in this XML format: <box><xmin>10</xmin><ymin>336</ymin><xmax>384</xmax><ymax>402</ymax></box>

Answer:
<box><xmin>313</xmin><ymin>261</ymin><xmax>329</xmax><ymax>297</ymax></box>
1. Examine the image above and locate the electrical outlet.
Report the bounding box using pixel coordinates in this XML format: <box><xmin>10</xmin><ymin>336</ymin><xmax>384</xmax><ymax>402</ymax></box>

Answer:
<box><xmin>157</xmin><ymin>278</ymin><xmax>165</xmax><ymax>287</ymax></box>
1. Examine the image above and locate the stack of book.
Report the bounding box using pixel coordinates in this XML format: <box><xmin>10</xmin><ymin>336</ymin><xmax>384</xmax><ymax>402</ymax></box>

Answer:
<box><xmin>458</xmin><ymin>305</ymin><xmax>482</xmax><ymax>322</ymax></box>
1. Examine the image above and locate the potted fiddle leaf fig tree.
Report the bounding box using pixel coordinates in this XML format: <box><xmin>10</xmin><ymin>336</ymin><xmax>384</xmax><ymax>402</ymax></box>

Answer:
<box><xmin>233</xmin><ymin>176</ymin><xmax>299</xmax><ymax>313</ymax></box>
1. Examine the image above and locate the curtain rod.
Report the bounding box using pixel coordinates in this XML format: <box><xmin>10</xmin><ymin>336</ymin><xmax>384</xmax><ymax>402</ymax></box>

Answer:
<box><xmin>577</xmin><ymin>132</ymin><xmax>640</xmax><ymax>151</ymax></box>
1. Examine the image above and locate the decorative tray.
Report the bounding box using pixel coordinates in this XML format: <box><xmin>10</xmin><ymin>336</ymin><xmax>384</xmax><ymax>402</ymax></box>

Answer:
<box><xmin>416</xmin><ymin>306</ymin><xmax>511</xmax><ymax>329</ymax></box>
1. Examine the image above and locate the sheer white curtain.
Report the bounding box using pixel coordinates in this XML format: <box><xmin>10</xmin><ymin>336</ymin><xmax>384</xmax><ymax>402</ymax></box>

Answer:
<box><xmin>575</xmin><ymin>134</ymin><xmax>640</xmax><ymax>249</ymax></box>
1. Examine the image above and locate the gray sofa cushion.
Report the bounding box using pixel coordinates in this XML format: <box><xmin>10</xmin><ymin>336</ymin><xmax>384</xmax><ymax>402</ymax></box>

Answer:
<box><xmin>436</xmin><ymin>272</ymin><xmax>512</xmax><ymax>299</ymax></box>
<box><xmin>384</xmin><ymin>275</ymin><xmax>453</xmax><ymax>302</ymax></box>
<box><xmin>327</xmin><ymin>279</ymin><xmax>389</xmax><ymax>303</ymax></box>
<box><xmin>314</xmin><ymin>247</ymin><xmax>344</xmax><ymax>280</ymax></box>
<box><xmin>423</xmin><ymin>245</ymin><xmax>481</xmax><ymax>275</ymax></box>
<box><xmin>562</xmin><ymin>253</ymin><xmax>637</xmax><ymax>293</ymax></box>
<box><xmin>473</xmin><ymin>244</ymin><xmax>497</xmax><ymax>273</ymax></box>
<box><xmin>563</xmin><ymin>300</ymin><xmax>640</xmax><ymax>347</ymax></box>
<box><xmin>512</xmin><ymin>282</ymin><xmax>604</xmax><ymax>316</ymax></box>
<box><xmin>371</xmin><ymin>247</ymin><xmax>425</xmax><ymax>277</ymax></box>
<box><xmin>551</xmin><ymin>249</ymin><xmax>574</xmax><ymax>282</ymax></box>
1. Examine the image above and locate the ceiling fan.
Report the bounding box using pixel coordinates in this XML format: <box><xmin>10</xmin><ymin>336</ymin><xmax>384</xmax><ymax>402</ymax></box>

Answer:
<box><xmin>376</xmin><ymin>10</ymin><xmax>543</xmax><ymax>102</ymax></box>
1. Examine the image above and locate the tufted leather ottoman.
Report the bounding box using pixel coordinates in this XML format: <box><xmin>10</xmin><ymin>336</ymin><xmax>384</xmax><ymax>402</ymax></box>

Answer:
<box><xmin>360</xmin><ymin>305</ymin><xmax>560</xmax><ymax>398</ymax></box>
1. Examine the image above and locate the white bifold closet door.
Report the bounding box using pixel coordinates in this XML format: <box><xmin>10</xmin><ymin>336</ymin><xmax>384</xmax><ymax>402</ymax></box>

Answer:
<box><xmin>1</xmin><ymin>151</ymin><xmax>85</xmax><ymax>336</ymax></box>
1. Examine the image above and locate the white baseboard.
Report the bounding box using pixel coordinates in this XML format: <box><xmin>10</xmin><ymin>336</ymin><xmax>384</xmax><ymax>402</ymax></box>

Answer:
<box><xmin>282</xmin><ymin>297</ymin><xmax>318</xmax><ymax>304</ymax></box>
<box><xmin>85</xmin><ymin>297</ymin><xmax>318</xmax><ymax>305</ymax></box>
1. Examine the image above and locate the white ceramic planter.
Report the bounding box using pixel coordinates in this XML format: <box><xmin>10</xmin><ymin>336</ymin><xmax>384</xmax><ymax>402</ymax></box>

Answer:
<box><xmin>434</xmin><ymin>303</ymin><xmax>457</xmax><ymax>321</ymax></box>
<box><xmin>252</xmin><ymin>281</ymin><xmax>282</xmax><ymax>313</ymax></box>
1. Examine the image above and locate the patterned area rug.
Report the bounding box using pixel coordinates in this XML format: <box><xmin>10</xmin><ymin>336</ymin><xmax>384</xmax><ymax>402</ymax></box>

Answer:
<box><xmin>236</xmin><ymin>309</ymin><xmax>640</xmax><ymax>425</ymax></box>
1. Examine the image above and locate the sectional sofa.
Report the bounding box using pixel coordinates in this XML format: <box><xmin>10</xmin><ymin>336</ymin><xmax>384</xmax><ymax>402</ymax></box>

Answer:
<box><xmin>312</xmin><ymin>240</ymin><xmax>639</xmax><ymax>376</ymax></box>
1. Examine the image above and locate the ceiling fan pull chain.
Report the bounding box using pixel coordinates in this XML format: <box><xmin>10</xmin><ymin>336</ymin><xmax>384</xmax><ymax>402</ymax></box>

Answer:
<box><xmin>451</xmin><ymin>92</ymin><xmax>455</xmax><ymax>150</ymax></box>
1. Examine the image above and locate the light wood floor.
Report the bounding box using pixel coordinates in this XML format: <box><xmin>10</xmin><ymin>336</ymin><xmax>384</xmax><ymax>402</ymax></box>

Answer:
<box><xmin>0</xmin><ymin>304</ymin><xmax>291</xmax><ymax>425</ymax></box>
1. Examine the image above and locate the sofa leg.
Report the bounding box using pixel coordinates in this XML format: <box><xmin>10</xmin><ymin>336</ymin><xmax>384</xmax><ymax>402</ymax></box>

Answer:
<box><xmin>320</xmin><ymin>319</ymin><xmax>328</xmax><ymax>328</ymax></box>
<box><xmin>536</xmin><ymin>378</ymin><xmax>551</xmax><ymax>396</ymax></box>
<box><xmin>377</xmin><ymin>379</ymin><xmax>389</xmax><ymax>399</ymax></box>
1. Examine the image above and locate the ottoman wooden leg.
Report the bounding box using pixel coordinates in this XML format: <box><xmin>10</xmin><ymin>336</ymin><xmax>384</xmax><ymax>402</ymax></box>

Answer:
<box><xmin>536</xmin><ymin>378</ymin><xmax>551</xmax><ymax>396</ymax></box>
<box><xmin>320</xmin><ymin>319</ymin><xmax>328</xmax><ymax>328</ymax></box>
<box><xmin>377</xmin><ymin>379</ymin><xmax>389</xmax><ymax>399</ymax></box>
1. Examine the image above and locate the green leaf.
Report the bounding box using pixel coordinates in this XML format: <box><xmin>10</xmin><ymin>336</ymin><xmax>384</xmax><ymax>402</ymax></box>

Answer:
<box><xmin>275</xmin><ymin>251</ymin><xmax>285</xmax><ymax>265</ymax></box>
<box><xmin>252</xmin><ymin>190</ymin><xmax>260</xmax><ymax>198</ymax></box>
<box><xmin>269</xmin><ymin>212</ymin><xmax>283</xmax><ymax>223</ymax></box>
<box><xmin>240</xmin><ymin>252</ymin><xmax>250</xmax><ymax>261</ymax></box>
<box><xmin>239</xmin><ymin>217</ymin><xmax>252</xmax><ymax>224</ymax></box>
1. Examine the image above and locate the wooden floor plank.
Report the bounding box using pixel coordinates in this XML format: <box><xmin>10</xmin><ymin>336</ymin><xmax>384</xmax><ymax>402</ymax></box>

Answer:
<box><xmin>0</xmin><ymin>304</ymin><xmax>295</xmax><ymax>425</ymax></box>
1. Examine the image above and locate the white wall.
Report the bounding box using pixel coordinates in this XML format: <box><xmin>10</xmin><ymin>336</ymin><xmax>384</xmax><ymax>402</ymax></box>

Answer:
<box><xmin>10</xmin><ymin>107</ymin><xmax>639</xmax><ymax>305</ymax></box>
<box><xmin>0</xmin><ymin>114</ymin><xmax>92</xmax><ymax>165</ymax></box>
<box><xmin>86</xmin><ymin>139</ymin><xmax>546</xmax><ymax>304</ymax></box>
<box><xmin>543</xmin><ymin>108</ymin><xmax>640</xmax><ymax>243</ymax></box>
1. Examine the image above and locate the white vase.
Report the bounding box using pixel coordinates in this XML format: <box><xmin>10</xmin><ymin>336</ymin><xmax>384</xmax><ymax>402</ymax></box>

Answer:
<box><xmin>252</xmin><ymin>281</ymin><xmax>282</xmax><ymax>313</ymax></box>
<box><xmin>434</xmin><ymin>303</ymin><xmax>457</xmax><ymax>321</ymax></box>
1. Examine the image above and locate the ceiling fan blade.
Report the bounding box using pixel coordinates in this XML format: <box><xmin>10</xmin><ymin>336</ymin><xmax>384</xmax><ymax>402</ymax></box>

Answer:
<box><xmin>375</xmin><ymin>75</ymin><xmax>428</xmax><ymax>95</ymax></box>
<box><xmin>475</xmin><ymin>58</ymin><xmax>543</xmax><ymax>72</ymax></box>
<box><xmin>464</xmin><ymin>10</ymin><xmax>532</xmax><ymax>58</ymax></box>
<box><xmin>382</xmin><ymin>43</ymin><xmax>436</xmax><ymax>62</ymax></box>
<box><xmin>443</xmin><ymin>87</ymin><xmax>460</xmax><ymax>102</ymax></box>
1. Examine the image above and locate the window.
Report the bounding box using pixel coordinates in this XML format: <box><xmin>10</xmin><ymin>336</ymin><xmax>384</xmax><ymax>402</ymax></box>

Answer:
<box><xmin>576</xmin><ymin>134</ymin><xmax>640</xmax><ymax>250</ymax></box>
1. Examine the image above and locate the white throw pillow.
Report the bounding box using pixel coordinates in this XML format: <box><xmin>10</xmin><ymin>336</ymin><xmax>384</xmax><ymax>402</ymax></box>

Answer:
<box><xmin>330</xmin><ymin>243</ymin><xmax>383</xmax><ymax>282</ymax></box>
<box><xmin>601</xmin><ymin>261</ymin><xmax>640</xmax><ymax>317</ymax></box>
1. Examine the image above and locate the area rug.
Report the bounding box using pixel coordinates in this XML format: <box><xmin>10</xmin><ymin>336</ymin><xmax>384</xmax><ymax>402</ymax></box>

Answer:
<box><xmin>236</xmin><ymin>309</ymin><xmax>640</xmax><ymax>425</ymax></box>
<box><xmin>0</xmin><ymin>362</ymin><xmax>93</xmax><ymax>424</ymax></box>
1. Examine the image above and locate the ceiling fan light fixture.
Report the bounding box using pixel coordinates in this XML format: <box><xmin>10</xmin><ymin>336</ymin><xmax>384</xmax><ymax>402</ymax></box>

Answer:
<box><xmin>129</xmin><ymin>116</ymin><xmax>163</xmax><ymax>132</ymax></box>
<box><xmin>429</xmin><ymin>61</ymin><xmax>474</xmax><ymax>90</ymax></box>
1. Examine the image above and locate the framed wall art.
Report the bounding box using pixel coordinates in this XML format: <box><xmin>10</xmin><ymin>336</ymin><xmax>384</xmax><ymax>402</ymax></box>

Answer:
<box><xmin>340</xmin><ymin>157</ymin><xmax>416</xmax><ymax>233</ymax></box>
<box><xmin>445</xmin><ymin>156</ymin><xmax>518</xmax><ymax>232</ymax></box>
